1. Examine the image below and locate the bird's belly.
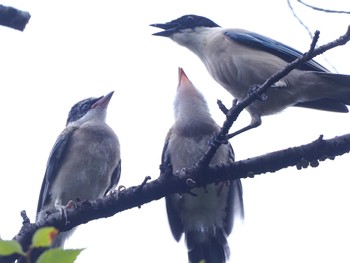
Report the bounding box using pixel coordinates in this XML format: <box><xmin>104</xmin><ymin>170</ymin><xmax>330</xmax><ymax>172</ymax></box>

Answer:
<box><xmin>247</xmin><ymin>84</ymin><xmax>300</xmax><ymax>116</ymax></box>
<box><xmin>178</xmin><ymin>182</ymin><xmax>229</xmax><ymax>231</ymax></box>
<box><xmin>52</xmin><ymin>170</ymin><xmax>110</xmax><ymax>206</ymax></box>
<box><xmin>50</xmin><ymin>144</ymin><xmax>116</xmax><ymax>206</ymax></box>
<box><xmin>204</xmin><ymin>51</ymin><xmax>300</xmax><ymax>115</ymax></box>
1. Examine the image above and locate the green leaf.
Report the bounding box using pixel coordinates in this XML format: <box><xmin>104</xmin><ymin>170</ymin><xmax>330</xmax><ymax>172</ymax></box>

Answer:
<box><xmin>37</xmin><ymin>248</ymin><xmax>84</xmax><ymax>263</ymax></box>
<box><xmin>32</xmin><ymin>227</ymin><xmax>59</xmax><ymax>248</ymax></box>
<box><xmin>0</xmin><ymin>240</ymin><xmax>25</xmax><ymax>256</ymax></box>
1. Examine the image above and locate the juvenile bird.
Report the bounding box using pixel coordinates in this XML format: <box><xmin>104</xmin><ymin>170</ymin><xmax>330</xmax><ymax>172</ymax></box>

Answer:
<box><xmin>161</xmin><ymin>68</ymin><xmax>244</xmax><ymax>263</ymax></box>
<box><xmin>152</xmin><ymin>15</ymin><xmax>350</xmax><ymax>136</ymax></box>
<box><xmin>36</xmin><ymin>91</ymin><xmax>121</xmax><ymax>247</ymax></box>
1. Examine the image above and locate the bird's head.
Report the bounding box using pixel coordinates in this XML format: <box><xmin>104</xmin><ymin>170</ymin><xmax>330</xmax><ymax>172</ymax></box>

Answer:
<box><xmin>174</xmin><ymin>68</ymin><xmax>212</xmax><ymax>123</ymax></box>
<box><xmin>151</xmin><ymin>15</ymin><xmax>220</xmax><ymax>37</ymax></box>
<box><xmin>66</xmin><ymin>91</ymin><xmax>114</xmax><ymax>126</ymax></box>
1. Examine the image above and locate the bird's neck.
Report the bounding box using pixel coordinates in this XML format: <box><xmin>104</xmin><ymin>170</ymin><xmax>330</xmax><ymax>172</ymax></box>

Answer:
<box><xmin>174</xmin><ymin>93</ymin><xmax>217</xmax><ymax>136</ymax></box>
<box><xmin>174</xmin><ymin>113</ymin><xmax>217</xmax><ymax>137</ymax></box>
<box><xmin>69</xmin><ymin>109</ymin><xmax>107</xmax><ymax>127</ymax></box>
<box><xmin>172</xmin><ymin>27</ymin><xmax>215</xmax><ymax>58</ymax></box>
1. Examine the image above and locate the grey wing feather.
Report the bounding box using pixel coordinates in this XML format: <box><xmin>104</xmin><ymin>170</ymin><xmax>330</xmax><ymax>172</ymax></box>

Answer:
<box><xmin>162</xmin><ymin>131</ymin><xmax>184</xmax><ymax>241</ymax></box>
<box><xmin>224</xmin><ymin>143</ymin><xmax>244</xmax><ymax>236</ymax></box>
<box><xmin>165</xmin><ymin>196</ymin><xmax>184</xmax><ymax>242</ymax></box>
<box><xmin>36</xmin><ymin>126</ymin><xmax>77</xmax><ymax>215</ymax></box>
<box><xmin>225</xmin><ymin>31</ymin><xmax>350</xmax><ymax>113</ymax></box>
<box><xmin>105</xmin><ymin>160</ymin><xmax>121</xmax><ymax>196</ymax></box>
<box><xmin>295</xmin><ymin>98</ymin><xmax>349</xmax><ymax>112</ymax></box>
<box><xmin>224</xmin><ymin>30</ymin><xmax>329</xmax><ymax>72</ymax></box>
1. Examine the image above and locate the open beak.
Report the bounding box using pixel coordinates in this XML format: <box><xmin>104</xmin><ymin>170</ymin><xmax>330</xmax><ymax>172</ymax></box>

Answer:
<box><xmin>150</xmin><ymin>22</ymin><xmax>179</xmax><ymax>37</ymax></box>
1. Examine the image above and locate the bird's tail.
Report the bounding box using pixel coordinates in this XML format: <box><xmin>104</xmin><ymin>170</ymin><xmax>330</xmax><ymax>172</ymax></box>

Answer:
<box><xmin>296</xmin><ymin>72</ymin><xmax>350</xmax><ymax>112</ymax></box>
<box><xmin>186</xmin><ymin>228</ymin><xmax>229</xmax><ymax>263</ymax></box>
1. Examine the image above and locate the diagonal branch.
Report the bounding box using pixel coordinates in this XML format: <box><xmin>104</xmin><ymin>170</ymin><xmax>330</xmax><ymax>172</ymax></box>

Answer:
<box><xmin>195</xmin><ymin>25</ymin><xmax>350</xmax><ymax>168</ymax></box>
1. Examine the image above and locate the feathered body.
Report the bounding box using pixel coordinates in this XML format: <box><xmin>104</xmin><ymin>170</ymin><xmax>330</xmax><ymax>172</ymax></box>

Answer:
<box><xmin>162</xmin><ymin>68</ymin><xmax>244</xmax><ymax>263</ymax></box>
<box><xmin>36</xmin><ymin>92</ymin><xmax>121</xmax><ymax>247</ymax></box>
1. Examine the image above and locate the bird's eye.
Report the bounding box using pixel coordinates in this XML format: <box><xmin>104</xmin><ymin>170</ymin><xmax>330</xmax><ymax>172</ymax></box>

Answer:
<box><xmin>81</xmin><ymin>104</ymin><xmax>90</xmax><ymax>112</ymax></box>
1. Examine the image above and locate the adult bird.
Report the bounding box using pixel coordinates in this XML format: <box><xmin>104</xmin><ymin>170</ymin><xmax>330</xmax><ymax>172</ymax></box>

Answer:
<box><xmin>161</xmin><ymin>68</ymin><xmax>244</xmax><ymax>263</ymax></box>
<box><xmin>36</xmin><ymin>91</ymin><xmax>121</xmax><ymax>247</ymax></box>
<box><xmin>151</xmin><ymin>15</ymin><xmax>350</xmax><ymax>137</ymax></box>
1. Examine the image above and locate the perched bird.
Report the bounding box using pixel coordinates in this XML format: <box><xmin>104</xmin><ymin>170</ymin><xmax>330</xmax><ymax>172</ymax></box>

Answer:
<box><xmin>151</xmin><ymin>15</ymin><xmax>350</xmax><ymax>136</ymax></box>
<box><xmin>161</xmin><ymin>68</ymin><xmax>244</xmax><ymax>263</ymax></box>
<box><xmin>36</xmin><ymin>91</ymin><xmax>121</xmax><ymax>247</ymax></box>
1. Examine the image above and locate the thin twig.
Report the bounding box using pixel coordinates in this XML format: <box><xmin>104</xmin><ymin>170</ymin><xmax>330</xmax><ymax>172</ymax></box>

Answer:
<box><xmin>287</xmin><ymin>0</ymin><xmax>314</xmax><ymax>39</ymax></box>
<box><xmin>217</xmin><ymin>99</ymin><xmax>229</xmax><ymax>114</ymax></box>
<box><xmin>297</xmin><ymin>0</ymin><xmax>350</xmax><ymax>14</ymax></box>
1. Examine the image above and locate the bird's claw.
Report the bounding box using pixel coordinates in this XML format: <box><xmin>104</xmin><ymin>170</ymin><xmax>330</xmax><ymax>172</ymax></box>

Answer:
<box><xmin>58</xmin><ymin>206</ymin><xmax>69</xmax><ymax>225</ymax></box>
<box><xmin>117</xmin><ymin>185</ymin><xmax>126</xmax><ymax>192</ymax></box>
<box><xmin>111</xmin><ymin>185</ymin><xmax>126</xmax><ymax>195</ymax></box>
<box><xmin>248</xmin><ymin>85</ymin><xmax>267</xmax><ymax>101</ymax></box>
<box><xmin>66</xmin><ymin>200</ymin><xmax>77</xmax><ymax>209</ymax></box>
<box><xmin>54</xmin><ymin>200</ymin><xmax>76</xmax><ymax>225</ymax></box>
<box><xmin>186</xmin><ymin>178</ymin><xmax>196</xmax><ymax>187</ymax></box>
<box><xmin>160</xmin><ymin>163</ymin><xmax>173</xmax><ymax>175</ymax></box>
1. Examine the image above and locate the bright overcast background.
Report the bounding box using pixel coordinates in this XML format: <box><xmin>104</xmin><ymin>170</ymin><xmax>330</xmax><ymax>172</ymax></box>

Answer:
<box><xmin>1</xmin><ymin>0</ymin><xmax>350</xmax><ymax>262</ymax></box>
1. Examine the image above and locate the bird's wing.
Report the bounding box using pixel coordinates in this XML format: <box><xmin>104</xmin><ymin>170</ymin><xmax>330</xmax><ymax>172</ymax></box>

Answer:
<box><xmin>224</xmin><ymin>143</ymin><xmax>244</xmax><ymax>236</ymax></box>
<box><xmin>105</xmin><ymin>159</ymin><xmax>121</xmax><ymax>196</ymax></box>
<box><xmin>36</xmin><ymin>126</ymin><xmax>78</xmax><ymax>215</ymax></box>
<box><xmin>295</xmin><ymin>98</ymin><xmax>349</xmax><ymax>112</ymax></box>
<box><xmin>224</xmin><ymin>30</ymin><xmax>329</xmax><ymax>72</ymax></box>
<box><xmin>162</xmin><ymin>129</ymin><xmax>184</xmax><ymax>242</ymax></box>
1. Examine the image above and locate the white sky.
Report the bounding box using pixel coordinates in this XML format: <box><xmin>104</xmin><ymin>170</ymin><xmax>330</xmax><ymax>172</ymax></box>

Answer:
<box><xmin>1</xmin><ymin>0</ymin><xmax>350</xmax><ymax>262</ymax></box>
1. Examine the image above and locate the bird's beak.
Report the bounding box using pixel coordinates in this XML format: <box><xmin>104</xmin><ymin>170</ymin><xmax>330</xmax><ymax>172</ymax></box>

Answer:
<box><xmin>150</xmin><ymin>22</ymin><xmax>179</xmax><ymax>37</ymax></box>
<box><xmin>178</xmin><ymin>67</ymin><xmax>190</xmax><ymax>88</ymax></box>
<box><xmin>92</xmin><ymin>91</ymin><xmax>114</xmax><ymax>109</ymax></box>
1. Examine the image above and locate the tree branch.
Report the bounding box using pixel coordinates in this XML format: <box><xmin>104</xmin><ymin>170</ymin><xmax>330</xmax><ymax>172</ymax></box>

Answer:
<box><xmin>0</xmin><ymin>5</ymin><xmax>31</xmax><ymax>31</ymax></box>
<box><xmin>2</xmin><ymin>133</ymin><xmax>350</xmax><ymax>262</ymax></box>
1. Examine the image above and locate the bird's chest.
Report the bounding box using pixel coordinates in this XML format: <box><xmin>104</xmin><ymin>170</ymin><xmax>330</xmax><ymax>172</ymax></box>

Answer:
<box><xmin>203</xmin><ymin>50</ymin><xmax>249</xmax><ymax>100</ymax></box>
<box><xmin>52</xmin><ymin>127</ymin><xmax>118</xmax><ymax>203</ymax></box>
<box><xmin>168</xmin><ymin>135</ymin><xmax>209</xmax><ymax>170</ymax></box>
<box><xmin>167</xmin><ymin>134</ymin><xmax>231</xmax><ymax>229</ymax></box>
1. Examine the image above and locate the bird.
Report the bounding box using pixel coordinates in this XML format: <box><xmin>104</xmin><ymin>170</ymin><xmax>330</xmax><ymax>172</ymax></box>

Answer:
<box><xmin>161</xmin><ymin>67</ymin><xmax>244</xmax><ymax>263</ymax></box>
<box><xmin>151</xmin><ymin>15</ymin><xmax>350</xmax><ymax>137</ymax></box>
<box><xmin>36</xmin><ymin>91</ymin><xmax>121</xmax><ymax>247</ymax></box>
